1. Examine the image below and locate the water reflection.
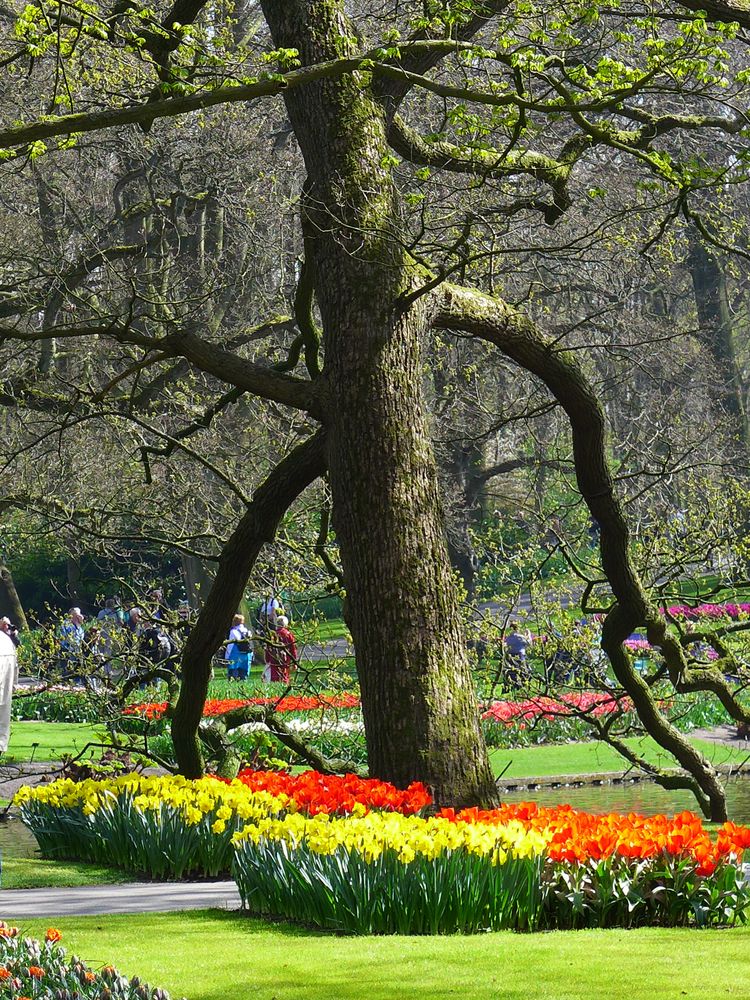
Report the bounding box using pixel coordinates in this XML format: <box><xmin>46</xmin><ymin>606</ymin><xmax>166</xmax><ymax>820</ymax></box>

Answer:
<box><xmin>0</xmin><ymin>817</ymin><xmax>39</xmax><ymax>858</ymax></box>
<box><xmin>504</xmin><ymin>776</ymin><xmax>750</xmax><ymax>822</ymax></box>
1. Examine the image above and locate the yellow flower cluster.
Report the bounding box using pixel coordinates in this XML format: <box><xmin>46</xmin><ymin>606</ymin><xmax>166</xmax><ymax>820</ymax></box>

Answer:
<box><xmin>15</xmin><ymin>775</ymin><xmax>291</xmax><ymax>829</ymax></box>
<box><xmin>233</xmin><ymin>811</ymin><xmax>550</xmax><ymax>865</ymax></box>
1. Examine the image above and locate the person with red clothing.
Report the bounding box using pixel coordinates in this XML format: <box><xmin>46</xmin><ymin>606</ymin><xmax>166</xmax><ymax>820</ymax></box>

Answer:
<box><xmin>263</xmin><ymin>615</ymin><xmax>298</xmax><ymax>683</ymax></box>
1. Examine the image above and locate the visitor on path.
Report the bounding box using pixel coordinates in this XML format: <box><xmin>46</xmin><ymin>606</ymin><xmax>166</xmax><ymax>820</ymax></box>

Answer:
<box><xmin>148</xmin><ymin>589</ymin><xmax>165</xmax><ymax>620</ymax></box>
<box><xmin>125</xmin><ymin>607</ymin><xmax>142</xmax><ymax>635</ymax></box>
<box><xmin>263</xmin><ymin>615</ymin><xmax>297</xmax><ymax>684</ymax></box>
<box><xmin>0</xmin><ymin>617</ymin><xmax>20</xmax><ymax>649</ymax></box>
<box><xmin>256</xmin><ymin>594</ymin><xmax>284</xmax><ymax>634</ymax></box>
<box><xmin>139</xmin><ymin>624</ymin><xmax>177</xmax><ymax>670</ymax></box>
<box><xmin>543</xmin><ymin>630</ymin><xmax>573</xmax><ymax>684</ymax></box>
<box><xmin>225</xmin><ymin>614</ymin><xmax>252</xmax><ymax>681</ymax></box>
<box><xmin>0</xmin><ymin>617</ymin><xmax>20</xmax><ymax>684</ymax></box>
<box><xmin>58</xmin><ymin>607</ymin><xmax>85</xmax><ymax>679</ymax></box>
<box><xmin>503</xmin><ymin>622</ymin><xmax>530</xmax><ymax>687</ymax></box>
<box><xmin>0</xmin><ymin>628</ymin><xmax>15</xmax><ymax>752</ymax></box>
<box><xmin>96</xmin><ymin>598</ymin><xmax>123</xmax><ymax>659</ymax></box>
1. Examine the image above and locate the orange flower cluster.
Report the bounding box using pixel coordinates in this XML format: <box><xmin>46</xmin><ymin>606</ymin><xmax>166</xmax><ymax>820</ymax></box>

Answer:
<box><xmin>232</xmin><ymin>768</ymin><xmax>432</xmax><ymax>815</ymax></box>
<box><xmin>439</xmin><ymin>802</ymin><xmax>750</xmax><ymax>875</ymax></box>
<box><xmin>124</xmin><ymin>693</ymin><xmax>360</xmax><ymax>720</ymax></box>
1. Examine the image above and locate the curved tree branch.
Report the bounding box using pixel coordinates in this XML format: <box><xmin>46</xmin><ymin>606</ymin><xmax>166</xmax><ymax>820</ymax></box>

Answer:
<box><xmin>388</xmin><ymin>117</ymin><xmax>589</xmax><ymax>223</ymax></box>
<box><xmin>171</xmin><ymin>429</ymin><xmax>328</xmax><ymax>776</ymax></box>
<box><xmin>432</xmin><ymin>281</ymin><xmax>728</xmax><ymax>819</ymax></box>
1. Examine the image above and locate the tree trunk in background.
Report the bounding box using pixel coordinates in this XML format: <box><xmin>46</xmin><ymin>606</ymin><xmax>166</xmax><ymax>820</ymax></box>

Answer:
<box><xmin>687</xmin><ymin>235</ymin><xmax>748</xmax><ymax>446</ymax></box>
<box><xmin>65</xmin><ymin>553</ymin><xmax>84</xmax><ymax>610</ymax></box>
<box><xmin>444</xmin><ymin>442</ymin><xmax>486</xmax><ymax>600</ymax></box>
<box><xmin>180</xmin><ymin>553</ymin><xmax>215</xmax><ymax>610</ymax></box>
<box><xmin>0</xmin><ymin>565</ymin><xmax>27</xmax><ymax>630</ymax></box>
<box><xmin>262</xmin><ymin>0</ymin><xmax>497</xmax><ymax>807</ymax></box>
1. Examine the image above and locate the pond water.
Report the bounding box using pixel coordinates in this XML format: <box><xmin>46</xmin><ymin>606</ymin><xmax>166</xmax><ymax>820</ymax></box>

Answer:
<box><xmin>0</xmin><ymin>816</ymin><xmax>40</xmax><ymax>859</ymax></box>
<box><xmin>503</xmin><ymin>776</ymin><xmax>750</xmax><ymax>823</ymax></box>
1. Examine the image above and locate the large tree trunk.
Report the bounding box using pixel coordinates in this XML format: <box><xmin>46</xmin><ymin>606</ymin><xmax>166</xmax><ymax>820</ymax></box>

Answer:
<box><xmin>262</xmin><ymin>0</ymin><xmax>497</xmax><ymax>807</ymax></box>
<box><xmin>0</xmin><ymin>564</ymin><xmax>27</xmax><ymax>630</ymax></box>
<box><xmin>180</xmin><ymin>553</ymin><xmax>215</xmax><ymax>610</ymax></box>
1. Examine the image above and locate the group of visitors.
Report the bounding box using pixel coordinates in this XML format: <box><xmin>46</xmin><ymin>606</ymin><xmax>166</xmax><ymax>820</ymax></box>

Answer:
<box><xmin>471</xmin><ymin>620</ymin><xmax>605</xmax><ymax>689</ymax></box>
<box><xmin>224</xmin><ymin>597</ymin><xmax>298</xmax><ymax>684</ymax></box>
<box><xmin>55</xmin><ymin>590</ymin><xmax>184</xmax><ymax>683</ymax></box>
<box><xmin>49</xmin><ymin>589</ymin><xmax>299</xmax><ymax>687</ymax></box>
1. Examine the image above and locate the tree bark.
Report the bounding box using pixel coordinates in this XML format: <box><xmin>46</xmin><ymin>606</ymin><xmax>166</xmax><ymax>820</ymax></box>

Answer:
<box><xmin>687</xmin><ymin>235</ymin><xmax>748</xmax><ymax>446</ymax></box>
<box><xmin>180</xmin><ymin>553</ymin><xmax>215</xmax><ymax>610</ymax></box>
<box><xmin>171</xmin><ymin>432</ymin><xmax>326</xmax><ymax>777</ymax></box>
<box><xmin>261</xmin><ymin>0</ymin><xmax>497</xmax><ymax>808</ymax></box>
<box><xmin>0</xmin><ymin>564</ymin><xmax>27</xmax><ymax>630</ymax></box>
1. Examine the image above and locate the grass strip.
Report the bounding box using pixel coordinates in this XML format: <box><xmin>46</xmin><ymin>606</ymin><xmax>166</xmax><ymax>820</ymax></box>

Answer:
<box><xmin>15</xmin><ymin>910</ymin><xmax>750</xmax><ymax>1000</ymax></box>
<box><xmin>3</xmin><ymin>721</ymin><xmax>102</xmax><ymax>763</ymax></box>
<box><xmin>490</xmin><ymin>736</ymin><xmax>750</xmax><ymax>778</ymax></box>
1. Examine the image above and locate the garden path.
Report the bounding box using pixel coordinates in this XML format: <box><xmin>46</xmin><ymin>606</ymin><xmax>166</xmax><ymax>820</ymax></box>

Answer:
<box><xmin>1</xmin><ymin>880</ymin><xmax>242</xmax><ymax>917</ymax></box>
<box><xmin>689</xmin><ymin>724</ymin><xmax>750</xmax><ymax>748</ymax></box>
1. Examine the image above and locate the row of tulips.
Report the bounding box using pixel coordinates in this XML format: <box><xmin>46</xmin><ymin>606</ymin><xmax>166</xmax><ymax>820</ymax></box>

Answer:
<box><xmin>128</xmin><ymin>691</ymin><xmax>626</xmax><ymax>728</ymax></box>
<box><xmin>481</xmin><ymin>692</ymin><xmax>627</xmax><ymax>724</ymax></box>
<box><xmin>16</xmin><ymin>770</ymin><xmax>750</xmax><ymax>932</ymax></box>
<box><xmin>230</xmin><ymin>807</ymin><xmax>750</xmax><ymax>932</ymax></box>
<box><xmin>123</xmin><ymin>693</ymin><xmax>360</xmax><ymax>720</ymax></box>
<box><xmin>229</xmin><ymin>768</ymin><xmax>432</xmax><ymax>815</ymax></box>
<box><xmin>14</xmin><ymin>771</ymin><xmax>431</xmax><ymax>878</ymax></box>
<box><xmin>664</xmin><ymin>602</ymin><xmax>750</xmax><ymax>620</ymax></box>
<box><xmin>0</xmin><ymin>925</ymin><xmax>174</xmax><ymax>1000</ymax></box>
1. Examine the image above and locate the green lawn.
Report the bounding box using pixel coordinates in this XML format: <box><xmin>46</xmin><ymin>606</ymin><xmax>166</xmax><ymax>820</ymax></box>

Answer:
<box><xmin>16</xmin><ymin>910</ymin><xmax>750</xmax><ymax>1000</ymax></box>
<box><xmin>303</xmin><ymin>618</ymin><xmax>350</xmax><ymax>643</ymax></box>
<box><xmin>2</xmin><ymin>855</ymin><xmax>128</xmax><ymax>890</ymax></box>
<box><xmin>3</xmin><ymin>721</ymin><xmax>102</xmax><ymax>763</ymax></box>
<box><xmin>491</xmin><ymin>736</ymin><xmax>750</xmax><ymax>779</ymax></box>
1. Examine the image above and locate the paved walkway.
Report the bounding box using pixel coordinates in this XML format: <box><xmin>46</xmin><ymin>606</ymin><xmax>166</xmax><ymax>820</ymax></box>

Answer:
<box><xmin>1</xmin><ymin>880</ymin><xmax>242</xmax><ymax>918</ymax></box>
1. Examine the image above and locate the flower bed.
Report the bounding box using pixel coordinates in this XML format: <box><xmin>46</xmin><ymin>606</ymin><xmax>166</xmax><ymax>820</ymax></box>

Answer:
<box><xmin>15</xmin><ymin>770</ymin><xmax>430</xmax><ymax>878</ymax></box>
<box><xmin>481</xmin><ymin>692</ymin><xmax>626</xmax><ymax>724</ymax></box>
<box><xmin>11</xmin><ymin>686</ymin><xmax>99</xmax><ymax>723</ymax></box>
<box><xmin>233</xmin><ymin>801</ymin><xmax>750</xmax><ymax>933</ymax></box>
<box><xmin>123</xmin><ymin>693</ymin><xmax>360</xmax><ymax>721</ymax></box>
<box><xmin>232</xmin><ymin>812</ymin><xmax>547</xmax><ymax>933</ymax></box>
<box><xmin>230</xmin><ymin>768</ymin><xmax>431</xmax><ymax>815</ymax></box>
<box><xmin>0</xmin><ymin>924</ymin><xmax>175</xmax><ymax>999</ymax></box>
<box><xmin>16</xmin><ymin>769</ymin><xmax>750</xmax><ymax>933</ymax></box>
<box><xmin>665</xmin><ymin>602</ymin><xmax>750</xmax><ymax>621</ymax></box>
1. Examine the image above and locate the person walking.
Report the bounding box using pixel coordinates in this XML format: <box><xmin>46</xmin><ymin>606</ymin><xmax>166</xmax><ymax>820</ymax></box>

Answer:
<box><xmin>225</xmin><ymin>614</ymin><xmax>252</xmax><ymax>681</ymax></box>
<box><xmin>0</xmin><ymin>627</ymin><xmax>16</xmax><ymax>752</ymax></box>
<box><xmin>58</xmin><ymin>607</ymin><xmax>85</xmax><ymax>680</ymax></box>
<box><xmin>503</xmin><ymin>622</ymin><xmax>530</xmax><ymax>688</ymax></box>
<box><xmin>263</xmin><ymin>615</ymin><xmax>297</xmax><ymax>684</ymax></box>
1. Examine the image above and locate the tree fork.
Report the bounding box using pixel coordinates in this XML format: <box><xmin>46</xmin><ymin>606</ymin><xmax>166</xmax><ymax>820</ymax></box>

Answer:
<box><xmin>260</xmin><ymin>0</ymin><xmax>498</xmax><ymax>808</ymax></box>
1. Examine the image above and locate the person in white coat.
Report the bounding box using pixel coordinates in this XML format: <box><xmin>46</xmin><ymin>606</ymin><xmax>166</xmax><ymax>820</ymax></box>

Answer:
<box><xmin>0</xmin><ymin>629</ymin><xmax>16</xmax><ymax>752</ymax></box>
